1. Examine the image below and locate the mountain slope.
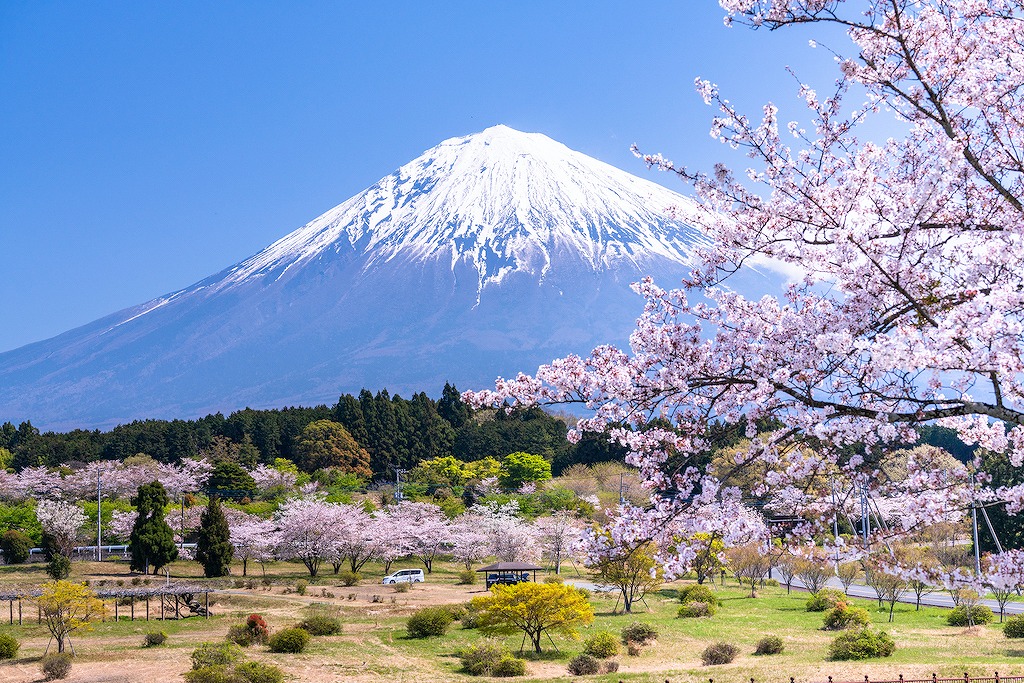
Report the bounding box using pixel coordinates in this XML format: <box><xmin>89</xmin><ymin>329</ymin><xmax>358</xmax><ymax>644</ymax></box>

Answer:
<box><xmin>0</xmin><ymin>125</ymin><xmax>760</xmax><ymax>430</ymax></box>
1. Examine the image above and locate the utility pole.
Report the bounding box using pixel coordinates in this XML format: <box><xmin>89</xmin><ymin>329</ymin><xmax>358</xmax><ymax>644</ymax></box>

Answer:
<box><xmin>830</xmin><ymin>475</ymin><xmax>840</xmax><ymax>569</ymax></box>
<box><xmin>395</xmin><ymin>468</ymin><xmax>407</xmax><ymax>502</ymax></box>
<box><xmin>971</xmin><ymin>473</ymin><xmax>982</xmax><ymax>575</ymax></box>
<box><xmin>96</xmin><ymin>468</ymin><xmax>102</xmax><ymax>562</ymax></box>
<box><xmin>860</xmin><ymin>484</ymin><xmax>869</xmax><ymax>550</ymax></box>
<box><xmin>619</xmin><ymin>473</ymin><xmax>626</xmax><ymax>505</ymax></box>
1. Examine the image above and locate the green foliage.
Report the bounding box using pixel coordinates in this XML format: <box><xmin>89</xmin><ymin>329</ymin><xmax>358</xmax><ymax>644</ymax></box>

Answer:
<box><xmin>806</xmin><ymin>588</ymin><xmax>846</xmax><ymax>612</ymax></box>
<box><xmin>0</xmin><ymin>632</ymin><xmax>20</xmax><ymax>659</ymax></box>
<box><xmin>196</xmin><ymin>497</ymin><xmax>233</xmax><ymax>578</ymax></box>
<box><xmin>208</xmin><ymin>462</ymin><xmax>257</xmax><ymax>499</ymax></box>
<box><xmin>701</xmin><ymin>641</ymin><xmax>739</xmax><ymax>665</ymax></box>
<box><xmin>822</xmin><ymin>603</ymin><xmax>871</xmax><ymax>630</ymax></box>
<box><xmin>41</xmin><ymin>652</ymin><xmax>73</xmax><ymax>680</ymax></box>
<box><xmin>338</xmin><ymin>571</ymin><xmax>360</xmax><ymax>586</ymax></box>
<box><xmin>232</xmin><ymin>661</ymin><xmax>285</xmax><ymax>683</ymax></box>
<box><xmin>947</xmin><ymin>605</ymin><xmax>995</xmax><ymax>626</ymax></box>
<box><xmin>491</xmin><ymin>655</ymin><xmax>527</xmax><ymax>677</ymax></box>
<box><xmin>621</xmin><ymin>621</ymin><xmax>658</xmax><ymax>645</ymax></box>
<box><xmin>295</xmin><ymin>580</ymin><xmax>308</xmax><ymax>596</ymax></box>
<box><xmin>267</xmin><ymin>627</ymin><xmax>310</xmax><ymax>653</ymax></box>
<box><xmin>129</xmin><ymin>481</ymin><xmax>178</xmax><ymax>574</ymax></box>
<box><xmin>192</xmin><ymin>642</ymin><xmax>244</xmax><ymax>669</ymax></box>
<box><xmin>294</xmin><ymin>420</ymin><xmax>371</xmax><ymax>476</ymax></box>
<box><xmin>184</xmin><ymin>666</ymin><xmax>232</xmax><ymax>683</ymax></box>
<box><xmin>978</xmin><ymin>450</ymin><xmax>1024</xmax><ymax>553</ymax></box>
<box><xmin>46</xmin><ymin>554</ymin><xmax>71</xmax><ymax>580</ymax></box>
<box><xmin>0</xmin><ymin>502</ymin><xmax>42</xmax><ymax>546</ymax></box>
<box><xmin>0</xmin><ymin>529</ymin><xmax>31</xmax><ymax>564</ymax></box>
<box><xmin>679</xmin><ymin>584</ymin><xmax>717</xmax><ymax>605</ymax></box>
<box><xmin>226</xmin><ymin>624</ymin><xmax>255</xmax><ymax>647</ymax></box>
<box><xmin>143</xmin><ymin>631</ymin><xmax>168</xmax><ymax>647</ymax></box>
<box><xmin>583</xmin><ymin>631</ymin><xmax>620</xmax><ymax>658</ymax></box>
<box><xmin>499</xmin><ymin>452</ymin><xmax>552</xmax><ymax>489</ymax></box>
<box><xmin>407</xmin><ymin>607</ymin><xmax>454</xmax><ymax>638</ymax></box>
<box><xmin>471</xmin><ymin>581</ymin><xmax>595</xmax><ymax>653</ymax></box>
<box><xmin>567</xmin><ymin>653</ymin><xmax>600</xmax><ymax>676</ymax></box>
<box><xmin>828</xmin><ymin>627</ymin><xmax>896</xmax><ymax>660</ymax></box>
<box><xmin>457</xmin><ymin>640</ymin><xmax>513</xmax><ymax>676</ymax></box>
<box><xmin>1005</xmin><ymin>614</ymin><xmax>1024</xmax><ymax>638</ymax></box>
<box><xmin>298</xmin><ymin>614</ymin><xmax>342</xmax><ymax>636</ymax></box>
<box><xmin>677</xmin><ymin>601</ymin><xmax>716</xmax><ymax>618</ymax></box>
<box><xmin>456</xmin><ymin>570</ymin><xmax>477</xmax><ymax>585</ymax></box>
<box><xmin>754</xmin><ymin>635</ymin><xmax>784</xmax><ymax>655</ymax></box>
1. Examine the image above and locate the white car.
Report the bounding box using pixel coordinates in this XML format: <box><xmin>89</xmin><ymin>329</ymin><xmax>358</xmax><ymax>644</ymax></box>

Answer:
<box><xmin>382</xmin><ymin>568</ymin><xmax>425</xmax><ymax>584</ymax></box>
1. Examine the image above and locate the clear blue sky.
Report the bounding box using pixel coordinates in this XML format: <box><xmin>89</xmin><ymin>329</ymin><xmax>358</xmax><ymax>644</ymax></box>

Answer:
<box><xmin>0</xmin><ymin>1</ymin><xmax>844</xmax><ymax>353</ymax></box>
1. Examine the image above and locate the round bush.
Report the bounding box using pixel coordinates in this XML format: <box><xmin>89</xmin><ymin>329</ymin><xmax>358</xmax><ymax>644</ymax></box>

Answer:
<box><xmin>143</xmin><ymin>631</ymin><xmax>168</xmax><ymax>647</ymax></box>
<box><xmin>267</xmin><ymin>627</ymin><xmax>311</xmax><ymax>653</ymax></box>
<box><xmin>406</xmin><ymin>607</ymin><xmax>453</xmax><ymax>638</ymax></box>
<box><xmin>678</xmin><ymin>601</ymin><xmax>716</xmax><ymax>618</ymax></box>
<box><xmin>947</xmin><ymin>605</ymin><xmax>995</xmax><ymax>626</ymax></box>
<box><xmin>754</xmin><ymin>635</ymin><xmax>784</xmax><ymax>655</ymax></box>
<box><xmin>393</xmin><ymin>581</ymin><xmax>411</xmax><ymax>593</ymax></box>
<box><xmin>226</xmin><ymin>624</ymin><xmax>254</xmax><ymax>647</ymax></box>
<box><xmin>828</xmin><ymin>627</ymin><xmax>896</xmax><ymax>660</ymax></box>
<box><xmin>232</xmin><ymin>661</ymin><xmax>285</xmax><ymax>683</ymax></box>
<box><xmin>299</xmin><ymin>614</ymin><xmax>342</xmax><ymax>636</ymax></box>
<box><xmin>822</xmin><ymin>603</ymin><xmax>871</xmax><ymax>630</ymax></box>
<box><xmin>192</xmin><ymin>642</ymin><xmax>244</xmax><ymax>669</ymax></box>
<box><xmin>1005</xmin><ymin>614</ymin><xmax>1024</xmax><ymax>638</ymax></box>
<box><xmin>0</xmin><ymin>632</ymin><xmax>20</xmax><ymax>659</ymax></box>
<box><xmin>806</xmin><ymin>588</ymin><xmax>846</xmax><ymax>612</ymax></box>
<box><xmin>583</xmin><ymin>631</ymin><xmax>620</xmax><ymax>658</ymax></box>
<box><xmin>294</xmin><ymin>580</ymin><xmax>308</xmax><ymax>596</ymax></box>
<box><xmin>602</xmin><ymin>660</ymin><xmax>620</xmax><ymax>673</ymax></box>
<box><xmin>621</xmin><ymin>621</ymin><xmax>658</xmax><ymax>645</ymax></box>
<box><xmin>184</xmin><ymin>667</ymin><xmax>232</xmax><ymax>683</ymax></box>
<box><xmin>41</xmin><ymin>652</ymin><xmax>73</xmax><ymax>680</ymax></box>
<box><xmin>46</xmin><ymin>555</ymin><xmax>71</xmax><ymax>580</ymax></box>
<box><xmin>492</xmin><ymin>655</ymin><xmax>527</xmax><ymax>677</ymax></box>
<box><xmin>246</xmin><ymin>614</ymin><xmax>269</xmax><ymax>643</ymax></box>
<box><xmin>338</xmin><ymin>571</ymin><xmax>360</xmax><ymax>587</ymax></box>
<box><xmin>460</xmin><ymin>602</ymin><xmax>485</xmax><ymax>629</ymax></box>
<box><xmin>701</xmin><ymin>642</ymin><xmax>739</xmax><ymax>665</ymax></box>
<box><xmin>0</xmin><ymin>530</ymin><xmax>31</xmax><ymax>565</ymax></box>
<box><xmin>458</xmin><ymin>640</ymin><xmax>512</xmax><ymax>676</ymax></box>
<box><xmin>679</xmin><ymin>584</ymin><xmax>717</xmax><ymax>605</ymax></box>
<box><xmin>456</xmin><ymin>570</ymin><xmax>477</xmax><ymax>585</ymax></box>
<box><xmin>567</xmin><ymin>653</ymin><xmax>600</xmax><ymax>676</ymax></box>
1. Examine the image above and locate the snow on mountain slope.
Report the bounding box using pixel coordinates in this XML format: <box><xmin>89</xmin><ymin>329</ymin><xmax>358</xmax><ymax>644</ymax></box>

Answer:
<box><xmin>0</xmin><ymin>126</ymin><xmax>763</xmax><ymax>430</ymax></box>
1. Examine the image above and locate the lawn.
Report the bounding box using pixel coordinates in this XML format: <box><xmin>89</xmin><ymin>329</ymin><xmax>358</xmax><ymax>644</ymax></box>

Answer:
<box><xmin>1</xmin><ymin>559</ymin><xmax>1022</xmax><ymax>683</ymax></box>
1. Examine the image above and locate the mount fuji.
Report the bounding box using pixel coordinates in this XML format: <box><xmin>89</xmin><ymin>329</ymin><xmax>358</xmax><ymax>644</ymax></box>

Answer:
<box><xmin>0</xmin><ymin>125</ymin><xmax>767</xmax><ymax>430</ymax></box>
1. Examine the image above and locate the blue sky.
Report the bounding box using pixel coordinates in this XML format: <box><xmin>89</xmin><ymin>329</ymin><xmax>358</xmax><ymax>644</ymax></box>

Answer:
<box><xmin>0</xmin><ymin>2</ymin><xmax>844</xmax><ymax>352</ymax></box>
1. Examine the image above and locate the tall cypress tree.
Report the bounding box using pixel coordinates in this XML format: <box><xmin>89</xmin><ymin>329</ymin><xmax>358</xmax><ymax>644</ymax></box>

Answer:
<box><xmin>195</xmin><ymin>496</ymin><xmax>233</xmax><ymax>577</ymax></box>
<box><xmin>129</xmin><ymin>481</ymin><xmax>178</xmax><ymax>575</ymax></box>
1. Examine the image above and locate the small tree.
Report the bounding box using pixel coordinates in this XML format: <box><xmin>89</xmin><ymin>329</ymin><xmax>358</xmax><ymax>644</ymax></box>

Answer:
<box><xmin>472</xmin><ymin>582</ymin><xmax>594</xmax><ymax>653</ymax></box>
<box><xmin>37</xmin><ymin>580</ymin><xmax>104</xmax><ymax>653</ymax></box>
<box><xmin>728</xmin><ymin>543</ymin><xmax>771</xmax><ymax>598</ymax></box>
<box><xmin>293</xmin><ymin>420</ymin><xmax>371</xmax><ymax>477</ymax></box>
<box><xmin>499</xmin><ymin>452</ymin><xmax>552</xmax><ymax>490</ymax></box>
<box><xmin>195</xmin><ymin>497</ymin><xmax>233</xmax><ymax>577</ymax></box>
<box><xmin>837</xmin><ymin>562</ymin><xmax>861</xmax><ymax>595</ymax></box>
<box><xmin>774</xmin><ymin>553</ymin><xmax>798</xmax><ymax>594</ymax></box>
<box><xmin>0</xmin><ymin>530</ymin><xmax>31</xmax><ymax>564</ymax></box>
<box><xmin>794</xmin><ymin>557</ymin><xmax>832</xmax><ymax>595</ymax></box>
<box><xmin>129</xmin><ymin>481</ymin><xmax>178</xmax><ymax>575</ymax></box>
<box><xmin>592</xmin><ymin>541</ymin><xmax>663</xmax><ymax>613</ymax></box>
<box><xmin>690</xmin><ymin>533</ymin><xmax>725</xmax><ymax>585</ymax></box>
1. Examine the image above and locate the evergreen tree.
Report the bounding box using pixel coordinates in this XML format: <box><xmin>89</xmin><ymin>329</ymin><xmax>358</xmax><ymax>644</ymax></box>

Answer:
<box><xmin>293</xmin><ymin>420</ymin><xmax>371</xmax><ymax>476</ymax></box>
<box><xmin>129</xmin><ymin>481</ymin><xmax>178</xmax><ymax>575</ymax></box>
<box><xmin>438</xmin><ymin>382</ymin><xmax>469</xmax><ymax>429</ymax></box>
<box><xmin>332</xmin><ymin>394</ymin><xmax>369</xmax><ymax>445</ymax></box>
<box><xmin>195</xmin><ymin>496</ymin><xmax>233</xmax><ymax>577</ymax></box>
<box><xmin>207</xmin><ymin>461</ymin><xmax>257</xmax><ymax>499</ymax></box>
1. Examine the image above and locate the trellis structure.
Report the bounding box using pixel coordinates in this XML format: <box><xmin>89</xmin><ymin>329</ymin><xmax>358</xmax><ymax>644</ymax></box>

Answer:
<box><xmin>1</xmin><ymin>583</ymin><xmax>213</xmax><ymax>624</ymax></box>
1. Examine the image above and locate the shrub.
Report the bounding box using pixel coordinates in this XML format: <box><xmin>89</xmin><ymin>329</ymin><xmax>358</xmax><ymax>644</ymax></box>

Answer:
<box><xmin>621</xmin><ymin>621</ymin><xmax>658</xmax><ymax>645</ymax></box>
<box><xmin>0</xmin><ymin>530</ymin><xmax>31</xmax><ymax>564</ymax></box>
<box><xmin>458</xmin><ymin>641</ymin><xmax>512</xmax><ymax>676</ymax></box>
<box><xmin>701</xmin><ymin>642</ymin><xmax>739</xmax><ymax>665</ymax></box>
<box><xmin>444</xmin><ymin>603</ymin><xmax>468</xmax><ymax>621</ymax></box>
<box><xmin>567</xmin><ymin>653</ymin><xmax>600</xmax><ymax>676</ymax></box>
<box><xmin>246</xmin><ymin>614</ymin><xmax>269</xmax><ymax>642</ymax></box>
<box><xmin>227</xmin><ymin>624</ymin><xmax>255</xmax><ymax>647</ymax></box>
<box><xmin>828</xmin><ymin>627</ymin><xmax>896</xmax><ymax>660</ymax></box>
<box><xmin>807</xmin><ymin>588</ymin><xmax>846</xmax><ymax>612</ymax></box>
<box><xmin>192</xmin><ymin>642</ymin><xmax>244</xmax><ymax>669</ymax></box>
<box><xmin>947</xmin><ymin>605</ymin><xmax>995</xmax><ymax>626</ymax></box>
<box><xmin>543</xmin><ymin>574</ymin><xmax>564</xmax><ymax>583</ymax></box>
<box><xmin>299</xmin><ymin>614</ymin><xmax>342</xmax><ymax>636</ymax></box>
<box><xmin>338</xmin><ymin>571</ymin><xmax>360</xmax><ymax>587</ymax></box>
<box><xmin>184</xmin><ymin>667</ymin><xmax>232</xmax><ymax>683</ymax></box>
<box><xmin>267</xmin><ymin>627</ymin><xmax>310</xmax><ymax>653</ymax></box>
<box><xmin>583</xmin><ymin>631</ymin><xmax>620</xmax><ymax>658</ymax></box>
<box><xmin>457</xmin><ymin>570</ymin><xmax>477</xmax><ymax>585</ymax></box>
<box><xmin>492</xmin><ymin>655</ymin><xmax>528</xmax><ymax>677</ymax></box>
<box><xmin>394</xmin><ymin>581</ymin><xmax>411</xmax><ymax>593</ymax></box>
<box><xmin>407</xmin><ymin>607</ymin><xmax>453</xmax><ymax>638</ymax></box>
<box><xmin>295</xmin><ymin>580</ymin><xmax>308</xmax><ymax>596</ymax></box>
<box><xmin>603</xmin><ymin>660</ymin><xmax>620</xmax><ymax>673</ymax></box>
<box><xmin>144</xmin><ymin>631</ymin><xmax>168</xmax><ymax>647</ymax></box>
<box><xmin>461</xmin><ymin>601</ymin><xmax>485</xmax><ymax>629</ymax></box>
<box><xmin>0</xmin><ymin>632</ymin><xmax>20</xmax><ymax>659</ymax></box>
<box><xmin>822</xmin><ymin>603</ymin><xmax>871</xmax><ymax>630</ymax></box>
<box><xmin>232</xmin><ymin>661</ymin><xmax>285</xmax><ymax>683</ymax></box>
<box><xmin>41</xmin><ymin>652</ymin><xmax>73</xmax><ymax>680</ymax></box>
<box><xmin>46</xmin><ymin>555</ymin><xmax>71</xmax><ymax>580</ymax></box>
<box><xmin>754</xmin><ymin>635</ymin><xmax>784</xmax><ymax>655</ymax></box>
<box><xmin>678</xmin><ymin>601</ymin><xmax>716</xmax><ymax>618</ymax></box>
<box><xmin>626</xmin><ymin>641</ymin><xmax>643</xmax><ymax>656</ymax></box>
<box><xmin>1005</xmin><ymin>614</ymin><xmax>1024</xmax><ymax>638</ymax></box>
<box><xmin>679</xmin><ymin>584</ymin><xmax>717</xmax><ymax>605</ymax></box>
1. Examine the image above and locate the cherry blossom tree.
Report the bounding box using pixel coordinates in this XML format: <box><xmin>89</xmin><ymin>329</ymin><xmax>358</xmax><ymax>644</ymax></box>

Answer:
<box><xmin>534</xmin><ymin>511</ymin><xmax>585</xmax><ymax>574</ymax></box>
<box><xmin>449</xmin><ymin>511</ymin><xmax>492</xmax><ymax>570</ymax></box>
<box><xmin>468</xmin><ymin>0</ymin><xmax>1024</xmax><ymax>577</ymax></box>
<box><xmin>36</xmin><ymin>499</ymin><xmax>87</xmax><ymax>557</ymax></box>
<box><xmin>273</xmin><ymin>496</ymin><xmax>343</xmax><ymax>577</ymax></box>
<box><xmin>230</xmin><ymin>515</ymin><xmax>277</xmax><ymax>577</ymax></box>
<box><xmin>472</xmin><ymin>500</ymin><xmax>539</xmax><ymax>563</ymax></box>
<box><xmin>387</xmin><ymin>501</ymin><xmax>452</xmax><ymax>573</ymax></box>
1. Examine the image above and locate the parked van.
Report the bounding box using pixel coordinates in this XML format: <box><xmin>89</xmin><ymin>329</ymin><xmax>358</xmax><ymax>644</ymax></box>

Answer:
<box><xmin>382</xmin><ymin>568</ymin><xmax>425</xmax><ymax>584</ymax></box>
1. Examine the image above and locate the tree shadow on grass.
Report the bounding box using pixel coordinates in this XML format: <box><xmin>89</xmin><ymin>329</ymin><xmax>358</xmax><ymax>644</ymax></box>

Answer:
<box><xmin>1006</xmin><ymin>649</ymin><xmax>1024</xmax><ymax>657</ymax></box>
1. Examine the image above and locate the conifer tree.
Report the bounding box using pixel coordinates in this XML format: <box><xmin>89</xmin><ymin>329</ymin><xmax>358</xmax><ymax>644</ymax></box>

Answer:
<box><xmin>129</xmin><ymin>481</ymin><xmax>178</xmax><ymax>575</ymax></box>
<box><xmin>195</xmin><ymin>496</ymin><xmax>233</xmax><ymax>577</ymax></box>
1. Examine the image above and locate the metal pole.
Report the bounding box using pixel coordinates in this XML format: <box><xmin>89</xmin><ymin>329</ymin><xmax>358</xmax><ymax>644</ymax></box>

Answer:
<box><xmin>96</xmin><ymin>469</ymin><xmax>102</xmax><ymax>562</ymax></box>
<box><xmin>971</xmin><ymin>473</ymin><xmax>982</xmax><ymax>575</ymax></box>
<box><xmin>830</xmin><ymin>475</ymin><xmax>840</xmax><ymax>569</ymax></box>
<box><xmin>619</xmin><ymin>473</ymin><xmax>625</xmax><ymax>505</ymax></box>
<box><xmin>861</xmin><ymin>484</ymin><xmax>869</xmax><ymax>549</ymax></box>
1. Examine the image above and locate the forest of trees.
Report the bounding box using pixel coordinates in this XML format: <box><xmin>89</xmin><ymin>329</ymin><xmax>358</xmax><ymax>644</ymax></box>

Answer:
<box><xmin>0</xmin><ymin>383</ymin><xmax>626</xmax><ymax>481</ymax></box>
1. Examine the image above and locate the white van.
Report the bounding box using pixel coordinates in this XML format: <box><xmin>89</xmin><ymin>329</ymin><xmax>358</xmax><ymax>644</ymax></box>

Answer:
<box><xmin>382</xmin><ymin>568</ymin><xmax>425</xmax><ymax>584</ymax></box>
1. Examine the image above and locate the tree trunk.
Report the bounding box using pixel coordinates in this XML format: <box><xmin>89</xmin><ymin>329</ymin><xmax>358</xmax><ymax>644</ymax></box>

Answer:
<box><xmin>242</xmin><ymin>558</ymin><xmax>248</xmax><ymax>577</ymax></box>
